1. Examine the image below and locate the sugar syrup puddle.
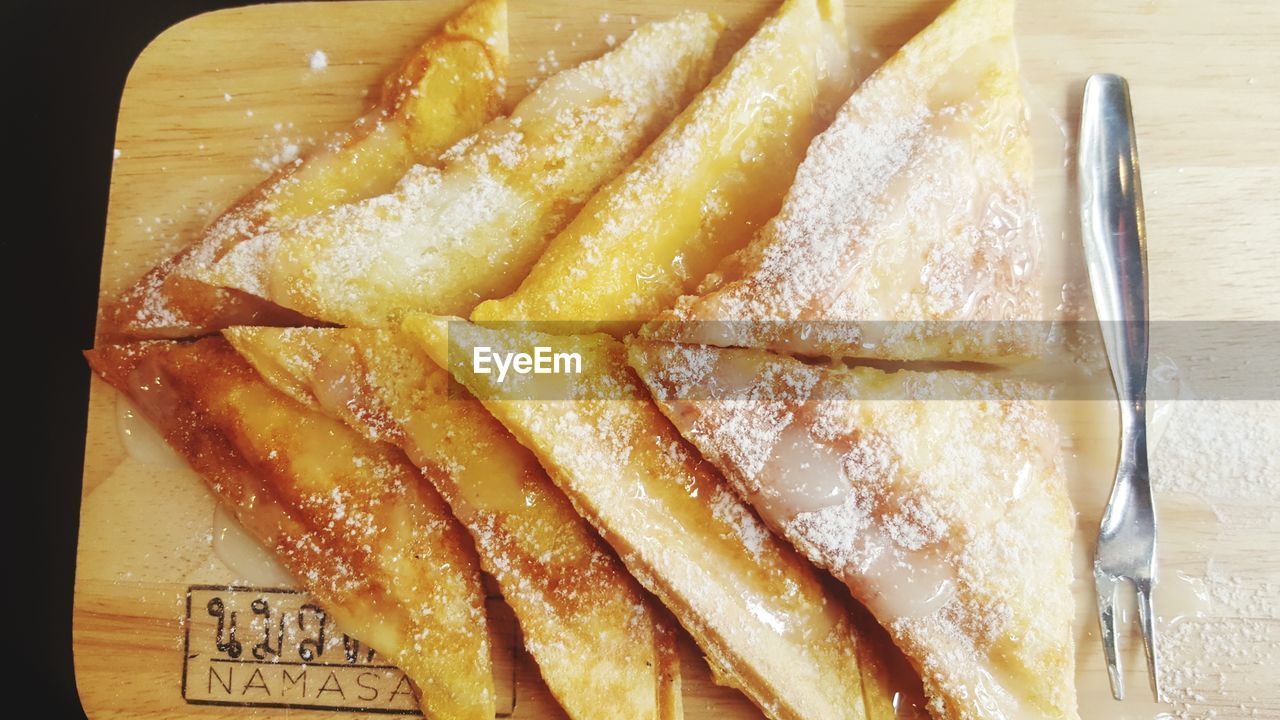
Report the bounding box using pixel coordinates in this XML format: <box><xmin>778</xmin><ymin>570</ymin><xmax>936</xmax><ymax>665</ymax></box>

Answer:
<box><xmin>117</xmin><ymin>393</ymin><xmax>296</xmax><ymax>587</ymax></box>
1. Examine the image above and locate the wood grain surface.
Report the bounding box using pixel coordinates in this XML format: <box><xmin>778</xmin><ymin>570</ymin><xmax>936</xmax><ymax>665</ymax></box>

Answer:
<box><xmin>79</xmin><ymin>1</ymin><xmax>1280</xmax><ymax>719</ymax></box>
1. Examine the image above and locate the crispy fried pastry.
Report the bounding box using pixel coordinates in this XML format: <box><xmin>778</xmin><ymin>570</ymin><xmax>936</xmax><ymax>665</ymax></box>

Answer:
<box><xmin>85</xmin><ymin>339</ymin><xmax>495</xmax><ymax>720</ymax></box>
<box><xmin>403</xmin><ymin>315</ymin><xmax>879</xmax><ymax>720</ymax></box>
<box><xmin>628</xmin><ymin>339</ymin><xmax>1078</xmax><ymax>719</ymax></box>
<box><xmin>199</xmin><ymin>13</ymin><xmax>724</xmax><ymax>327</ymax></box>
<box><xmin>224</xmin><ymin>326</ymin><xmax>682</xmax><ymax>720</ymax></box>
<box><xmin>471</xmin><ymin>0</ymin><xmax>853</xmax><ymax>334</ymax></box>
<box><xmin>644</xmin><ymin>0</ymin><xmax>1046</xmax><ymax>362</ymax></box>
<box><xmin>99</xmin><ymin>0</ymin><xmax>509</xmax><ymax>340</ymax></box>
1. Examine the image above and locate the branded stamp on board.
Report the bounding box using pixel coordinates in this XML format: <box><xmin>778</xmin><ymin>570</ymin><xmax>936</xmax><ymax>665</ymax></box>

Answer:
<box><xmin>182</xmin><ymin>585</ymin><xmax>420</xmax><ymax>714</ymax></box>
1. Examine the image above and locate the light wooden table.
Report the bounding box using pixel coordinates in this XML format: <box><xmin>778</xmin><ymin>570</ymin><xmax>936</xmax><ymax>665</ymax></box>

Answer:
<box><xmin>79</xmin><ymin>1</ymin><xmax>1280</xmax><ymax>718</ymax></box>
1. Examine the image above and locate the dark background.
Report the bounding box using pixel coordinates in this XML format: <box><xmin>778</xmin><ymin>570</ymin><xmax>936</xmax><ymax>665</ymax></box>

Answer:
<box><xmin>16</xmin><ymin>1</ymin><xmax>273</xmax><ymax>716</ymax></box>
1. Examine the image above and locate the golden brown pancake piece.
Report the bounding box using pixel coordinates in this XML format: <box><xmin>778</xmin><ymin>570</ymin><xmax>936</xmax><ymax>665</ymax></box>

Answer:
<box><xmin>629</xmin><ymin>339</ymin><xmax>1078</xmax><ymax>720</ymax></box>
<box><xmin>403</xmin><ymin>315</ymin><xmax>884</xmax><ymax>720</ymax></box>
<box><xmin>225</xmin><ymin>325</ymin><xmax>683</xmax><ymax>720</ymax></box>
<box><xmin>645</xmin><ymin>0</ymin><xmax>1046</xmax><ymax>362</ymax></box>
<box><xmin>99</xmin><ymin>0</ymin><xmax>508</xmax><ymax>340</ymax></box>
<box><xmin>86</xmin><ymin>338</ymin><xmax>496</xmax><ymax>719</ymax></box>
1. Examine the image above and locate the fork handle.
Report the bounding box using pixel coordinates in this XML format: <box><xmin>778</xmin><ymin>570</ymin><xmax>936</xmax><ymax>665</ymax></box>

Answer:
<box><xmin>1079</xmin><ymin>74</ymin><xmax>1149</xmax><ymax>414</ymax></box>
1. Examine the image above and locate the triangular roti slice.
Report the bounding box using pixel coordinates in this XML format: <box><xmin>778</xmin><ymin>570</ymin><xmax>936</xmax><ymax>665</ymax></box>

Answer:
<box><xmin>99</xmin><ymin>0</ymin><xmax>508</xmax><ymax>340</ymax></box>
<box><xmin>472</xmin><ymin>0</ymin><xmax>853</xmax><ymax>334</ymax></box>
<box><xmin>644</xmin><ymin>0</ymin><xmax>1046</xmax><ymax>362</ymax></box>
<box><xmin>199</xmin><ymin>13</ymin><xmax>723</xmax><ymax>327</ymax></box>
<box><xmin>85</xmin><ymin>338</ymin><xmax>496</xmax><ymax>720</ymax></box>
<box><xmin>628</xmin><ymin>339</ymin><xmax>1078</xmax><ymax>719</ymax></box>
<box><xmin>403</xmin><ymin>314</ymin><xmax>889</xmax><ymax>720</ymax></box>
<box><xmin>224</xmin><ymin>326</ymin><xmax>682</xmax><ymax>720</ymax></box>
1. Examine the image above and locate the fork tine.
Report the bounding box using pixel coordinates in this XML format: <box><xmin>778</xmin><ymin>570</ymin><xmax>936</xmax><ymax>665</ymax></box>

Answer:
<box><xmin>1095</xmin><ymin>572</ymin><xmax>1124</xmax><ymax>700</ymax></box>
<box><xmin>1135</xmin><ymin>580</ymin><xmax>1161</xmax><ymax>702</ymax></box>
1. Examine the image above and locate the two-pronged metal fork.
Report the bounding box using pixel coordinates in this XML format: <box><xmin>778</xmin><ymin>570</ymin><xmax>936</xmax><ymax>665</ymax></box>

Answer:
<box><xmin>1078</xmin><ymin>73</ymin><xmax>1161</xmax><ymax>702</ymax></box>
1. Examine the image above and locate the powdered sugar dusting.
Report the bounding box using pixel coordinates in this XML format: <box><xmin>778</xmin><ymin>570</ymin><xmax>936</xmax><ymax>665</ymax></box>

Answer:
<box><xmin>90</xmin><ymin>338</ymin><xmax>494</xmax><ymax>711</ymax></box>
<box><xmin>650</xmin><ymin>0</ymin><xmax>1043</xmax><ymax>361</ymax></box>
<box><xmin>1143</xmin><ymin>400</ymin><xmax>1280</xmax><ymax>718</ymax></box>
<box><xmin>474</xmin><ymin>0</ymin><xmax>853</xmax><ymax>330</ymax></box>
<box><xmin>100</xmin><ymin>5</ymin><xmax>509</xmax><ymax>339</ymax></box>
<box><xmin>202</xmin><ymin>13</ymin><xmax>720</xmax><ymax>327</ymax></box>
<box><xmin>430</xmin><ymin>323</ymin><xmax>868</xmax><ymax>719</ymax></box>
<box><xmin>226</xmin><ymin>326</ymin><xmax>681</xmax><ymax>717</ymax></box>
<box><xmin>629</xmin><ymin>340</ymin><xmax>1077</xmax><ymax>718</ymax></box>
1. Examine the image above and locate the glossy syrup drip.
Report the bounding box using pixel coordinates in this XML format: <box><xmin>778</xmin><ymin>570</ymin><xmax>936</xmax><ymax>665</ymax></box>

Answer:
<box><xmin>211</xmin><ymin>502</ymin><xmax>296</xmax><ymax>588</ymax></box>
<box><xmin>115</xmin><ymin>393</ymin><xmax>187</xmax><ymax>469</ymax></box>
<box><xmin>854</xmin><ymin>540</ymin><xmax>956</xmax><ymax>622</ymax></box>
<box><xmin>116</xmin><ymin>390</ymin><xmax>296</xmax><ymax>588</ymax></box>
<box><xmin>773</xmin><ymin>85</ymin><xmax>1085</xmax><ymax>717</ymax></box>
<box><xmin>752</xmin><ymin>422</ymin><xmax>959</xmax><ymax>628</ymax></box>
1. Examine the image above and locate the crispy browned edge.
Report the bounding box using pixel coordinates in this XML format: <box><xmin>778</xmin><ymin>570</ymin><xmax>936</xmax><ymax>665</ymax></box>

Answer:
<box><xmin>83</xmin><ymin>338</ymin><xmax>497</xmax><ymax>718</ymax></box>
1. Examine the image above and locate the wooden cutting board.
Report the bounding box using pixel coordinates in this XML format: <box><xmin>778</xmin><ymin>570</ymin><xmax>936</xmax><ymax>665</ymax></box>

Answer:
<box><xmin>78</xmin><ymin>1</ymin><xmax>1280</xmax><ymax>719</ymax></box>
